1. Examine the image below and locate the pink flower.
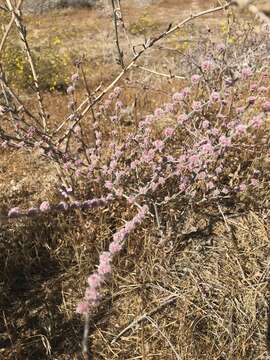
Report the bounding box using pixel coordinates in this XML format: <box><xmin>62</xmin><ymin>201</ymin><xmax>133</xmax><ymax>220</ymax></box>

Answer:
<box><xmin>158</xmin><ymin>177</ymin><xmax>165</xmax><ymax>185</ymax></box>
<box><xmin>201</xmin><ymin>60</ymin><xmax>214</xmax><ymax>72</ymax></box>
<box><xmin>87</xmin><ymin>273</ymin><xmax>102</xmax><ymax>288</ymax></box>
<box><xmin>212</xmin><ymin>189</ymin><xmax>220</xmax><ymax>196</ymax></box>
<box><xmin>163</xmin><ymin>127</ymin><xmax>174</xmax><ymax>137</ymax></box>
<box><xmin>121</xmin><ymin>221</ymin><xmax>132</xmax><ymax>233</ymax></box>
<box><xmin>172</xmin><ymin>92</ymin><xmax>184</xmax><ymax>103</ymax></box>
<box><xmin>250</xmin><ymin>115</ymin><xmax>263</xmax><ymax>128</ymax></box>
<box><xmin>114</xmin><ymin>86</ymin><xmax>122</xmax><ymax>97</ymax></box>
<box><xmin>110</xmin><ymin>115</ymin><xmax>118</xmax><ymax>122</ymax></box>
<box><xmin>179</xmin><ymin>181</ymin><xmax>187</xmax><ymax>192</ymax></box>
<box><xmin>262</xmin><ymin>101</ymin><xmax>270</xmax><ymax>112</ymax></box>
<box><xmin>67</xmin><ymin>85</ymin><xmax>75</xmax><ymax>95</ymax></box>
<box><xmin>99</xmin><ymin>252</ymin><xmax>111</xmax><ymax>266</ymax></box>
<box><xmin>8</xmin><ymin>207</ymin><xmax>21</xmax><ymax>218</ymax></box>
<box><xmin>258</xmin><ymin>86</ymin><xmax>268</xmax><ymax>94</ymax></box>
<box><xmin>140</xmin><ymin>205</ymin><xmax>149</xmax><ymax>215</ymax></box>
<box><xmin>75</xmin><ymin>169</ymin><xmax>81</xmax><ymax>177</ymax></box>
<box><xmin>115</xmin><ymin>100</ymin><xmax>123</xmax><ymax>110</ymax></box>
<box><xmin>234</xmin><ymin>123</ymin><xmax>246</xmax><ymax>135</ymax></box>
<box><xmin>181</xmin><ymin>87</ymin><xmax>191</xmax><ymax>98</ymax></box>
<box><xmin>188</xmin><ymin>154</ymin><xmax>201</xmax><ymax>169</ymax></box>
<box><xmin>177</xmin><ymin>114</ymin><xmax>188</xmax><ymax>124</ymax></box>
<box><xmin>215</xmin><ymin>166</ymin><xmax>223</xmax><ymax>175</ymax></box>
<box><xmin>130</xmin><ymin>160</ymin><xmax>138</xmax><ymax>170</ymax></box>
<box><xmin>142</xmin><ymin>149</ymin><xmax>155</xmax><ymax>162</ymax></box>
<box><xmin>154</xmin><ymin>140</ymin><xmax>164</xmax><ymax>151</ymax></box>
<box><xmin>173</xmin><ymin>88</ymin><xmax>190</xmax><ymax>103</ymax></box>
<box><xmin>98</xmin><ymin>262</ymin><xmax>112</xmax><ymax>275</ymax></box>
<box><xmin>40</xmin><ymin>201</ymin><xmax>50</xmax><ymax>212</ymax></box>
<box><xmin>139</xmin><ymin>187</ymin><xmax>147</xmax><ymax>195</ymax></box>
<box><xmin>191</xmin><ymin>74</ymin><xmax>201</xmax><ymax>84</ymax></box>
<box><xmin>164</xmin><ymin>103</ymin><xmax>174</xmax><ymax>113</ymax></box>
<box><xmin>104</xmin><ymin>99</ymin><xmax>112</xmax><ymax>109</ymax></box>
<box><xmin>105</xmin><ymin>181</ymin><xmax>113</xmax><ymax>190</ymax></box>
<box><xmin>1</xmin><ymin>140</ymin><xmax>8</xmax><ymax>148</ymax></box>
<box><xmin>219</xmin><ymin>135</ymin><xmax>231</xmax><ymax>147</ymax></box>
<box><xmin>241</xmin><ymin>67</ymin><xmax>253</xmax><ymax>80</ymax></box>
<box><xmin>251</xmin><ymin>178</ymin><xmax>259</xmax><ymax>186</ymax></box>
<box><xmin>154</xmin><ymin>108</ymin><xmax>164</xmax><ymax>118</ymax></box>
<box><xmin>250</xmin><ymin>83</ymin><xmax>258</xmax><ymax>92</ymax></box>
<box><xmin>113</xmin><ymin>231</ymin><xmax>124</xmax><ymax>243</ymax></box>
<box><xmin>76</xmin><ymin>301</ymin><xmax>89</xmax><ymax>314</ymax></box>
<box><xmin>239</xmin><ymin>183</ymin><xmax>247</xmax><ymax>191</ymax></box>
<box><xmin>197</xmin><ymin>171</ymin><xmax>206</xmax><ymax>180</ymax></box>
<box><xmin>109</xmin><ymin>241</ymin><xmax>122</xmax><ymax>254</ymax></box>
<box><xmin>207</xmin><ymin>181</ymin><xmax>215</xmax><ymax>190</ymax></box>
<box><xmin>202</xmin><ymin>120</ymin><xmax>210</xmax><ymax>129</ymax></box>
<box><xmin>85</xmin><ymin>287</ymin><xmax>99</xmax><ymax>302</ymax></box>
<box><xmin>247</xmin><ymin>96</ymin><xmax>256</xmax><ymax>105</ymax></box>
<box><xmin>209</xmin><ymin>127</ymin><xmax>220</xmax><ymax>136</ymax></box>
<box><xmin>127</xmin><ymin>196</ymin><xmax>135</xmax><ymax>204</ymax></box>
<box><xmin>236</xmin><ymin>107</ymin><xmax>245</xmax><ymax>114</ymax></box>
<box><xmin>192</xmin><ymin>101</ymin><xmax>202</xmax><ymax>112</ymax></box>
<box><xmin>71</xmin><ymin>73</ymin><xmax>79</xmax><ymax>83</ymax></box>
<box><xmin>210</xmin><ymin>91</ymin><xmax>220</xmax><ymax>103</ymax></box>
<box><xmin>201</xmin><ymin>141</ymin><xmax>214</xmax><ymax>154</ymax></box>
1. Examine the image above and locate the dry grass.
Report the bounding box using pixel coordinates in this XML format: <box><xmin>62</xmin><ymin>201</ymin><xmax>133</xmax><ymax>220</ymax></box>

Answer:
<box><xmin>1</xmin><ymin>195</ymin><xmax>269</xmax><ymax>359</ymax></box>
<box><xmin>1</xmin><ymin>1</ymin><xmax>270</xmax><ymax>359</ymax></box>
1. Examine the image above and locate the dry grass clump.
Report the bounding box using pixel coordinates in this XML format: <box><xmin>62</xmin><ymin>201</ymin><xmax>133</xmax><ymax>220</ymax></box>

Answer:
<box><xmin>1</xmin><ymin>202</ymin><xmax>269</xmax><ymax>358</ymax></box>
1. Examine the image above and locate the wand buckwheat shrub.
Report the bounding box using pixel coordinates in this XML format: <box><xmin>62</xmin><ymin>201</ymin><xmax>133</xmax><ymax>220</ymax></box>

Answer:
<box><xmin>1</xmin><ymin>2</ymin><xmax>270</xmax><ymax>357</ymax></box>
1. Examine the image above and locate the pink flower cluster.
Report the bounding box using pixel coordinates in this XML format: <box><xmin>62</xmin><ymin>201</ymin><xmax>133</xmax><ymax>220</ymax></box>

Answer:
<box><xmin>6</xmin><ymin>196</ymin><xmax>110</xmax><ymax>220</ymax></box>
<box><xmin>76</xmin><ymin>205</ymin><xmax>149</xmax><ymax>315</ymax></box>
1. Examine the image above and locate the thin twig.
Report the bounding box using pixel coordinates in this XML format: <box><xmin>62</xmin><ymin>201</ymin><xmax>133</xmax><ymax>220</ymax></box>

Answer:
<box><xmin>0</xmin><ymin>0</ymin><xmax>23</xmax><ymax>56</ymax></box>
<box><xmin>5</xmin><ymin>0</ymin><xmax>47</xmax><ymax>131</ymax></box>
<box><xmin>135</xmin><ymin>65</ymin><xmax>185</xmax><ymax>80</ymax></box>
<box><xmin>146</xmin><ymin>316</ymin><xmax>182</xmax><ymax>360</ymax></box>
<box><xmin>82</xmin><ymin>313</ymin><xmax>90</xmax><ymax>360</ymax></box>
<box><xmin>117</xmin><ymin>0</ymin><xmax>133</xmax><ymax>53</ymax></box>
<box><xmin>111</xmin><ymin>295</ymin><xmax>178</xmax><ymax>344</ymax></box>
<box><xmin>111</xmin><ymin>0</ymin><xmax>124</xmax><ymax>68</ymax></box>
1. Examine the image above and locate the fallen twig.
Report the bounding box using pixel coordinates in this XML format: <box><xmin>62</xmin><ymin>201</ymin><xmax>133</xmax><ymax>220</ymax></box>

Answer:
<box><xmin>111</xmin><ymin>294</ymin><xmax>178</xmax><ymax>344</ymax></box>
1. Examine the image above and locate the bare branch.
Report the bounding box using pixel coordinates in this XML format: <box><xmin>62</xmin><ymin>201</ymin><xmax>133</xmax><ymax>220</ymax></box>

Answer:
<box><xmin>5</xmin><ymin>0</ymin><xmax>48</xmax><ymax>131</ymax></box>
<box><xmin>0</xmin><ymin>0</ymin><xmax>23</xmax><ymax>56</ymax></box>
<box><xmin>57</xmin><ymin>2</ymin><xmax>231</xmax><ymax>143</ymax></box>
